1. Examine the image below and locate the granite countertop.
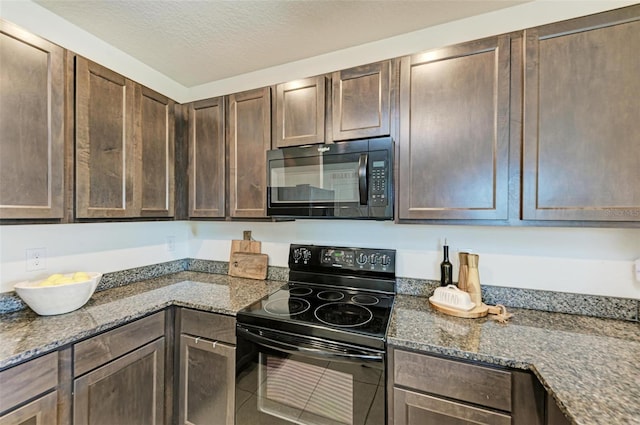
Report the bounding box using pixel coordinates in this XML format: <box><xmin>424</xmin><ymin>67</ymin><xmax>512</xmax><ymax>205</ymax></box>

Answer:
<box><xmin>0</xmin><ymin>271</ymin><xmax>283</xmax><ymax>369</ymax></box>
<box><xmin>388</xmin><ymin>295</ymin><xmax>640</xmax><ymax>425</ymax></box>
<box><xmin>2</xmin><ymin>274</ymin><xmax>639</xmax><ymax>425</ymax></box>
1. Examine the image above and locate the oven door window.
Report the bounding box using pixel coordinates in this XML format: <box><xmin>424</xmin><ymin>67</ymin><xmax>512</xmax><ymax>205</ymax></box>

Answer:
<box><xmin>236</xmin><ymin>346</ymin><xmax>384</xmax><ymax>425</ymax></box>
<box><xmin>269</xmin><ymin>154</ymin><xmax>361</xmax><ymax>205</ymax></box>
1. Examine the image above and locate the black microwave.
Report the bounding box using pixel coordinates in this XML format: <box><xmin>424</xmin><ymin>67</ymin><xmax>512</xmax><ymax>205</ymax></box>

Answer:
<box><xmin>267</xmin><ymin>137</ymin><xmax>393</xmax><ymax>219</ymax></box>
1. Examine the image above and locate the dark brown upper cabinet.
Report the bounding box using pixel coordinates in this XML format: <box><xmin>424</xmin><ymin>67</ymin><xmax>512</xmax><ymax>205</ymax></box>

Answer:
<box><xmin>76</xmin><ymin>57</ymin><xmax>175</xmax><ymax>219</ymax></box>
<box><xmin>522</xmin><ymin>6</ymin><xmax>640</xmax><ymax>222</ymax></box>
<box><xmin>332</xmin><ymin>60</ymin><xmax>392</xmax><ymax>141</ymax></box>
<box><xmin>137</xmin><ymin>86</ymin><xmax>175</xmax><ymax>218</ymax></box>
<box><xmin>0</xmin><ymin>20</ymin><xmax>65</xmax><ymax>220</ymax></box>
<box><xmin>398</xmin><ymin>35</ymin><xmax>512</xmax><ymax>220</ymax></box>
<box><xmin>188</xmin><ymin>97</ymin><xmax>226</xmax><ymax>218</ymax></box>
<box><xmin>275</xmin><ymin>76</ymin><xmax>326</xmax><ymax>147</ymax></box>
<box><xmin>228</xmin><ymin>87</ymin><xmax>271</xmax><ymax>218</ymax></box>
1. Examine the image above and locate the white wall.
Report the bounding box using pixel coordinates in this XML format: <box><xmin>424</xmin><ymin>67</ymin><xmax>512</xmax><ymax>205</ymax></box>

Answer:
<box><xmin>1</xmin><ymin>220</ymin><xmax>638</xmax><ymax>299</ymax></box>
<box><xmin>0</xmin><ymin>221</ymin><xmax>189</xmax><ymax>292</ymax></box>
<box><xmin>190</xmin><ymin>221</ymin><xmax>640</xmax><ymax>300</ymax></box>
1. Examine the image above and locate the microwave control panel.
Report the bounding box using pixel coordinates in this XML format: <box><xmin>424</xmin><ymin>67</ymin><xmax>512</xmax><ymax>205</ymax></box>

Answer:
<box><xmin>370</xmin><ymin>150</ymin><xmax>390</xmax><ymax>207</ymax></box>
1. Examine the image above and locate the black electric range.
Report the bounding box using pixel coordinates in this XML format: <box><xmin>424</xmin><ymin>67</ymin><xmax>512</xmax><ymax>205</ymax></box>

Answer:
<box><xmin>236</xmin><ymin>244</ymin><xmax>396</xmax><ymax>350</ymax></box>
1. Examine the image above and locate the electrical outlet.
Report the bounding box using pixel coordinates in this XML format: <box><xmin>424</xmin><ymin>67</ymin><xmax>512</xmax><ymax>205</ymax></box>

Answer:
<box><xmin>166</xmin><ymin>236</ymin><xmax>176</xmax><ymax>253</ymax></box>
<box><xmin>26</xmin><ymin>248</ymin><xmax>46</xmax><ymax>271</ymax></box>
<box><xmin>635</xmin><ymin>258</ymin><xmax>640</xmax><ymax>282</ymax></box>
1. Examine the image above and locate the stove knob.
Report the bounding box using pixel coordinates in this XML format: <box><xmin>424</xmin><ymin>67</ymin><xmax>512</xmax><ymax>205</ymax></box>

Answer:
<box><xmin>356</xmin><ymin>252</ymin><xmax>368</xmax><ymax>265</ymax></box>
<box><xmin>369</xmin><ymin>254</ymin><xmax>378</xmax><ymax>265</ymax></box>
<box><xmin>293</xmin><ymin>248</ymin><xmax>302</xmax><ymax>263</ymax></box>
<box><xmin>302</xmin><ymin>249</ymin><xmax>312</xmax><ymax>264</ymax></box>
<box><xmin>381</xmin><ymin>254</ymin><xmax>391</xmax><ymax>266</ymax></box>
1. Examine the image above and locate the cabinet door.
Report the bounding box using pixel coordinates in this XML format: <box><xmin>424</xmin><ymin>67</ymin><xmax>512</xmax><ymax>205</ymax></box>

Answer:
<box><xmin>394</xmin><ymin>388</ymin><xmax>510</xmax><ymax>425</ymax></box>
<box><xmin>137</xmin><ymin>86</ymin><xmax>175</xmax><ymax>217</ymax></box>
<box><xmin>522</xmin><ymin>6</ymin><xmax>640</xmax><ymax>221</ymax></box>
<box><xmin>188</xmin><ymin>97</ymin><xmax>225</xmax><ymax>218</ymax></box>
<box><xmin>0</xmin><ymin>20</ymin><xmax>64</xmax><ymax>219</ymax></box>
<box><xmin>74</xmin><ymin>338</ymin><xmax>165</xmax><ymax>425</ymax></box>
<box><xmin>178</xmin><ymin>335</ymin><xmax>235</xmax><ymax>425</ymax></box>
<box><xmin>76</xmin><ymin>57</ymin><xmax>136</xmax><ymax>218</ymax></box>
<box><xmin>228</xmin><ymin>87</ymin><xmax>271</xmax><ymax>218</ymax></box>
<box><xmin>0</xmin><ymin>392</ymin><xmax>57</xmax><ymax>425</ymax></box>
<box><xmin>398</xmin><ymin>36</ymin><xmax>511</xmax><ymax>220</ymax></box>
<box><xmin>332</xmin><ymin>60</ymin><xmax>392</xmax><ymax>141</ymax></box>
<box><xmin>275</xmin><ymin>76</ymin><xmax>325</xmax><ymax>147</ymax></box>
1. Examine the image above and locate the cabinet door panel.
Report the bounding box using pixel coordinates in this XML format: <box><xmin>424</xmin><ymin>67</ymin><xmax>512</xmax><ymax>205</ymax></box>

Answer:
<box><xmin>188</xmin><ymin>97</ymin><xmax>225</xmax><ymax>217</ymax></box>
<box><xmin>228</xmin><ymin>88</ymin><xmax>271</xmax><ymax>217</ymax></box>
<box><xmin>276</xmin><ymin>76</ymin><xmax>325</xmax><ymax>147</ymax></box>
<box><xmin>179</xmin><ymin>335</ymin><xmax>235</xmax><ymax>425</ymax></box>
<box><xmin>394</xmin><ymin>388</ymin><xmax>510</xmax><ymax>425</ymax></box>
<box><xmin>332</xmin><ymin>61</ymin><xmax>391</xmax><ymax>140</ymax></box>
<box><xmin>76</xmin><ymin>57</ymin><xmax>136</xmax><ymax>218</ymax></box>
<box><xmin>399</xmin><ymin>36</ymin><xmax>510</xmax><ymax>220</ymax></box>
<box><xmin>523</xmin><ymin>7</ymin><xmax>640</xmax><ymax>221</ymax></box>
<box><xmin>0</xmin><ymin>391</ymin><xmax>57</xmax><ymax>425</ymax></box>
<box><xmin>138</xmin><ymin>87</ymin><xmax>175</xmax><ymax>217</ymax></box>
<box><xmin>0</xmin><ymin>352</ymin><xmax>58</xmax><ymax>414</ymax></box>
<box><xmin>74</xmin><ymin>338</ymin><xmax>164</xmax><ymax>425</ymax></box>
<box><xmin>0</xmin><ymin>20</ymin><xmax>64</xmax><ymax>219</ymax></box>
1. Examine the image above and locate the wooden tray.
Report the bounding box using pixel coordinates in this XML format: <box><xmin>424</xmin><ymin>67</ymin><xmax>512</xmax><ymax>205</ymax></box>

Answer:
<box><xmin>429</xmin><ymin>299</ymin><xmax>489</xmax><ymax>318</ymax></box>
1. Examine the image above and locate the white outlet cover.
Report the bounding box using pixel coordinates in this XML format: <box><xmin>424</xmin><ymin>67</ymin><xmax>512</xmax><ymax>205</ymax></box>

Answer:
<box><xmin>635</xmin><ymin>259</ymin><xmax>640</xmax><ymax>282</ymax></box>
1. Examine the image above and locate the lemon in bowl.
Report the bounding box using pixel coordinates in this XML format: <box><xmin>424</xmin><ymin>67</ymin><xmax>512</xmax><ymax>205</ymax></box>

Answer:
<box><xmin>14</xmin><ymin>272</ymin><xmax>102</xmax><ymax>316</ymax></box>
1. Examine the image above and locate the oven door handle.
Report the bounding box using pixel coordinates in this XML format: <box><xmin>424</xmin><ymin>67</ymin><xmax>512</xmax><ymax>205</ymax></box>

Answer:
<box><xmin>358</xmin><ymin>153</ymin><xmax>368</xmax><ymax>205</ymax></box>
<box><xmin>237</xmin><ymin>325</ymin><xmax>383</xmax><ymax>363</ymax></box>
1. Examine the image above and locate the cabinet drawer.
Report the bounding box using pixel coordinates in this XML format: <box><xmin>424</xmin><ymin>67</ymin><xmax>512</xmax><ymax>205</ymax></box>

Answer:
<box><xmin>394</xmin><ymin>350</ymin><xmax>512</xmax><ymax>412</ymax></box>
<box><xmin>0</xmin><ymin>352</ymin><xmax>58</xmax><ymax>414</ymax></box>
<box><xmin>180</xmin><ymin>308</ymin><xmax>236</xmax><ymax>345</ymax></box>
<box><xmin>74</xmin><ymin>311</ymin><xmax>165</xmax><ymax>376</ymax></box>
<box><xmin>394</xmin><ymin>388</ymin><xmax>510</xmax><ymax>425</ymax></box>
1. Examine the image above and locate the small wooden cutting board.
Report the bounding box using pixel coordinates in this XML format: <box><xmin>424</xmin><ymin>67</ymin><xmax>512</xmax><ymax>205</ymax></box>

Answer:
<box><xmin>229</xmin><ymin>252</ymin><xmax>268</xmax><ymax>280</ymax></box>
<box><xmin>229</xmin><ymin>230</ymin><xmax>261</xmax><ymax>262</ymax></box>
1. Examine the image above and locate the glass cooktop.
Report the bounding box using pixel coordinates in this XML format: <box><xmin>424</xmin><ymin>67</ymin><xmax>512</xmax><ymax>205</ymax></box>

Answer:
<box><xmin>236</xmin><ymin>282</ymin><xmax>395</xmax><ymax>349</ymax></box>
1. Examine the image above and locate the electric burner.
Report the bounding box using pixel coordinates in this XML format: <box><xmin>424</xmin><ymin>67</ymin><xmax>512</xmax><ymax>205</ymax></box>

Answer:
<box><xmin>317</xmin><ymin>290</ymin><xmax>345</xmax><ymax>301</ymax></box>
<box><xmin>352</xmin><ymin>294</ymin><xmax>380</xmax><ymax>305</ymax></box>
<box><xmin>314</xmin><ymin>303</ymin><xmax>373</xmax><ymax>327</ymax></box>
<box><xmin>288</xmin><ymin>287</ymin><xmax>313</xmax><ymax>297</ymax></box>
<box><xmin>263</xmin><ymin>298</ymin><xmax>310</xmax><ymax>316</ymax></box>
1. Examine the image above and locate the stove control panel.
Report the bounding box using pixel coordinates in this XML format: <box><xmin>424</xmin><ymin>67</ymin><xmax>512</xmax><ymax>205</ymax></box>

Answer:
<box><xmin>290</xmin><ymin>244</ymin><xmax>395</xmax><ymax>274</ymax></box>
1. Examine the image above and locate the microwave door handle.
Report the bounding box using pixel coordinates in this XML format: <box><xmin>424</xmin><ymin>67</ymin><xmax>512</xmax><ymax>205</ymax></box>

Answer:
<box><xmin>358</xmin><ymin>153</ymin><xmax>368</xmax><ymax>205</ymax></box>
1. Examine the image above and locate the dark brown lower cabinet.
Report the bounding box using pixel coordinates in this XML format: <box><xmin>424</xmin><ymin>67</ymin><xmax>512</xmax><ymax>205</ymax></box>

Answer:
<box><xmin>0</xmin><ymin>392</ymin><xmax>57</xmax><ymax>425</ymax></box>
<box><xmin>73</xmin><ymin>338</ymin><xmax>165</xmax><ymax>425</ymax></box>
<box><xmin>389</xmin><ymin>348</ymin><xmax>545</xmax><ymax>425</ymax></box>
<box><xmin>394</xmin><ymin>388</ymin><xmax>510</xmax><ymax>425</ymax></box>
<box><xmin>0</xmin><ymin>352</ymin><xmax>58</xmax><ymax>425</ymax></box>
<box><xmin>178</xmin><ymin>335</ymin><xmax>235</xmax><ymax>425</ymax></box>
<box><xmin>177</xmin><ymin>308</ymin><xmax>236</xmax><ymax>425</ymax></box>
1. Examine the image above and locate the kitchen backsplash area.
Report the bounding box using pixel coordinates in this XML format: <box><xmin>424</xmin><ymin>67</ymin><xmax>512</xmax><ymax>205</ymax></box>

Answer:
<box><xmin>1</xmin><ymin>220</ymin><xmax>638</xmax><ymax>319</ymax></box>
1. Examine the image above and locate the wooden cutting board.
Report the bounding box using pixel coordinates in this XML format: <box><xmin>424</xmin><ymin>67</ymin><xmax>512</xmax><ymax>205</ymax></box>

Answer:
<box><xmin>228</xmin><ymin>252</ymin><xmax>268</xmax><ymax>280</ymax></box>
<box><xmin>229</xmin><ymin>230</ymin><xmax>261</xmax><ymax>262</ymax></box>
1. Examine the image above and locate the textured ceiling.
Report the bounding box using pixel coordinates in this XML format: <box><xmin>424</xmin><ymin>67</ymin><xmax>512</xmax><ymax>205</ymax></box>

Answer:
<box><xmin>34</xmin><ymin>0</ymin><xmax>527</xmax><ymax>87</ymax></box>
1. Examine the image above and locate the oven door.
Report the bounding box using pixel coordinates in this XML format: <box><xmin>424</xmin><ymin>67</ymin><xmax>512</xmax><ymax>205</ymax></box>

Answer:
<box><xmin>236</xmin><ymin>324</ymin><xmax>386</xmax><ymax>425</ymax></box>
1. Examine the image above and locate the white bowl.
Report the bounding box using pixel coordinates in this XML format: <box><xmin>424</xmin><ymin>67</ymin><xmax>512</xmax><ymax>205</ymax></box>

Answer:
<box><xmin>14</xmin><ymin>272</ymin><xmax>102</xmax><ymax>316</ymax></box>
